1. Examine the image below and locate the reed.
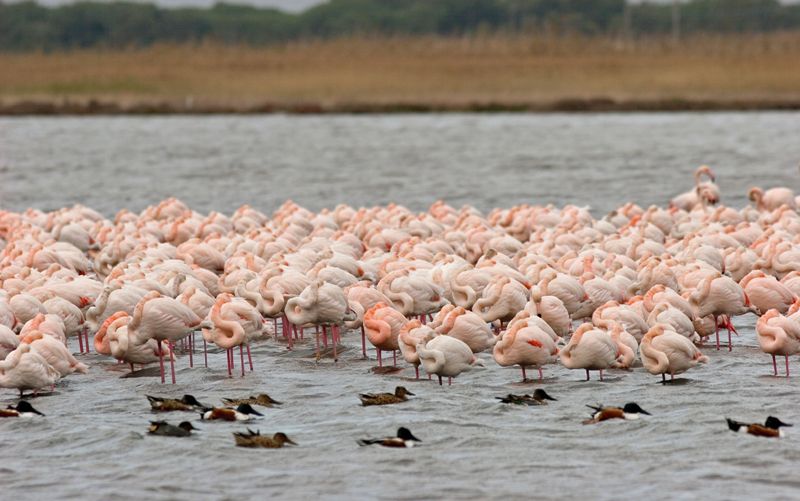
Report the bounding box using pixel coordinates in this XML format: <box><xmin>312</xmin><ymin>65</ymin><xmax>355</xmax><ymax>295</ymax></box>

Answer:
<box><xmin>2</xmin><ymin>33</ymin><xmax>800</xmax><ymax>110</ymax></box>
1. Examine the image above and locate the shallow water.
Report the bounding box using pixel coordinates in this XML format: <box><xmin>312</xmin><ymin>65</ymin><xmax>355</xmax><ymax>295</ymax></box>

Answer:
<box><xmin>1</xmin><ymin>113</ymin><xmax>800</xmax><ymax>500</ymax></box>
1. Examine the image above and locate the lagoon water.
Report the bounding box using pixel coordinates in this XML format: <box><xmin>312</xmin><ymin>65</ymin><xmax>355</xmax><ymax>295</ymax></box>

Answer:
<box><xmin>1</xmin><ymin>113</ymin><xmax>800</xmax><ymax>500</ymax></box>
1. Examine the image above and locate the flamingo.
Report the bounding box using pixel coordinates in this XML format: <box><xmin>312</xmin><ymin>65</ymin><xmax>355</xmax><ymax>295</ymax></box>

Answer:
<box><xmin>688</xmin><ymin>274</ymin><xmax>760</xmax><ymax>351</ymax></box>
<box><xmin>559</xmin><ymin>323</ymin><xmax>621</xmax><ymax>381</ymax></box>
<box><xmin>739</xmin><ymin>270</ymin><xmax>796</xmax><ymax>315</ymax></box>
<box><xmin>0</xmin><ymin>344</ymin><xmax>61</xmax><ymax>397</ymax></box>
<box><xmin>639</xmin><ymin>324</ymin><xmax>709</xmax><ymax>383</ymax></box>
<box><xmin>416</xmin><ymin>335</ymin><xmax>483</xmax><ymax>385</ymax></box>
<box><xmin>756</xmin><ymin>309</ymin><xmax>800</xmax><ymax>377</ymax></box>
<box><xmin>493</xmin><ymin>322</ymin><xmax>558</xmax><ymax>381</ymax></box>
<box><xmin>397</xmin><ymin>319</ymin><xmax>436</xmax><ymax>379</ymax></box>
<box><xmin>363</xmin><ymin>302</ymin><xmax>407</xmax><ymax>368</ymax></box>
<box><xmin>433</xmin><ymin>306</ymin><xmax>496</xmax><ymax>353</ymax></box>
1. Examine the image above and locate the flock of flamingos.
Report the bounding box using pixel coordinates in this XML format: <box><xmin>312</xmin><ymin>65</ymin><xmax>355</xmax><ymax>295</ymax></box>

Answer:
<box><xmin>1</xmin><ymin>166</ymin><xmax>799</xmax><ymax>431</ymax></box>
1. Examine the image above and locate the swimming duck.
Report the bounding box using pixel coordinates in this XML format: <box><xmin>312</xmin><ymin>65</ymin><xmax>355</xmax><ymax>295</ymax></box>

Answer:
<box><xmin>222</xmin><ymin>393</ymin><xmax>283</xmax><ymax>408</ymax></box>
<box><xmin>496</xmin><ymin>389</ymin><xmax>557</xmax><ymax>406</ymax></box>
<box><xmin>148</xmin><ymin>421</ymin><xmax>198</xmax><ymax>437</ymax></box>
<box><xmin>0</xmin><ymin>401</ymin><xmax>45</xmax><ymax>418</ymax></box>
<box><xmin>359</xmin><ymin>386</ymin><xmax>415</xmax><ymax>406</ymax></box>
<box><xmin>357</xmin><ymin>427</ymin><xmax>422</xmax><ymax>448</ymax></box>
<box><xmin>201</xmin><ymin>403</ymin><xmax>263</xmax><ymax>421</ymax></box>
<box><xmin>233</xmin><ymin>429</ymin><xmax>297</xmax><ymax>448</ymax></box>
<box><xmin>726</xmin><ymin>416</ymin><xmax>792</xmax><ymax>438</ymax></box>
<box><xmin>583</xmin><ymin>403</ymin><xmax>651</xmax><ymax>424</ymax></box>
<box><xmin>146</xmin><ymin>394</ymin><xmax>208</xmax><ymax>412</ymax></box>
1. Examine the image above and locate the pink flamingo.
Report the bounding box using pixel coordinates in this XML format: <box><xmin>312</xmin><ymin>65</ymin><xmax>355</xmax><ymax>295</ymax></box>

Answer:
<box><xmin>739</xmin><ymin>270</ymin><xmax>796</xmax><ymax>315</ymax></box>
<box><xmin>493</xmin><ymin>322</ymin><xmax>558</xmax><ymax>381</ymax></box>
<box><xmin>756</xmin><ymin>309</ymin><xmax>800</xmax><ymax>377</ymax></box>
<box><xmin>397</xmin><ymin>319</ymin><xmax>436</xmax><ymax>379</ymax></box>
<box><xmin>689</xmin><ymin>274</ymin><xmax>761</xmax><ymax>351</ymax></box>
<box><xmin>0</xmin><ymin>344</ymin><xmax>60</xmax><ymax>397</ymax></box>
<box><xmin>363</xmin><ymin>302</ymin><xmax>407</xmax><ymax>368</ymax></box>
<box><xmin>639</xmin><ymin>324</ymin><xmax>708</xmax><ymax>383</ymax></box>
<box><xmin>559</xmin><ymin>323</ymin><xmax>622</xmax><ymax>381</ymax></box>
<box><xmin>434</xmin><ymin>306</ymin><xmax>496</xmax><ymax>353</ymax></box>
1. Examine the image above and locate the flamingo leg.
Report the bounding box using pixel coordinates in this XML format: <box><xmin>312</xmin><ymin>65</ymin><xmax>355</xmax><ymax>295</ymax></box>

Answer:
<box><xmin>773</xmin><ymin>354</ymin><xmax>778</xmax><ymax>376</ymax></box>
<box><xmin>438</xmin><ymin>375</ymin><xmax>443</xmax><ymax>386</ymax></box>
<box><xmin>322</xmin><ymin>325</ymin><xmax>328</xmax><ymax>349</ymax></box>
<box><xmin>78</xmin><ymin>330</ymin><xmax>84</xmax><ymax>353</ymax></box>
<box><xmin>240</xmin><ymin>344</ymin><xmax>245</xmax><ymax>377</ymax></box>
<box><xmin>246</xmin><ymin>344</ymin><xmax>253</xmax><ymax>371</ymax></box>
<box><xmin>521</xmin><ymin>366</ymin><xmax>527</xmax><ymax>382</ymax></box>
<box><xmin>728</xmin><ymin>329</ymin><xmax>732</xmax><ymax>352</ymax></box>
<box><xmin>448</xmin><ymin>377</ymin><xmax>452</xmax><ymax>386</ymax></box>
<box><xmin>227</xmin><ymin>348</ymin><xmax>233</xmax><ymax>377</ymax></box>
<box><xmin>377</xmin><ymin>349</ymin><xmax>382</xmax><ymax>368</ymax></box>
<box><xmin>393</xmin><ymin>350</ymin><xmax>397</xmax><ymax>367</ymax></box>
<box><xmin>361</xmin><ymin>325</ymin><xmax>366</xmax><ymax>358</ymax></box>
<box><xmin>168</xmin><ymin>342</ymin><xmax>176</xmax><ymax>384</ymax></box>
<box><xmin>714</xmin><ymin>315</ymin><xmax>720</xmax><ymax>351</ymax></box>
<box><xmin>415</xmin><ymin>366</ymin><xmax>419</xmax><ymax>379</ymax></box>
<box><xmin>786</xmin><ymin>355</ymin><xmax>790</xmax><ymax>378</ymax></box>
<box><xmin>599</xmin><ymin>369</ymin><xmax>604</xmax><ymax>381</ymax></box>
<box><xmin>203</xmin><ymin>339</ymin><xmax>208</xmax><ymax>368</ymax></box>
<box><xmin>188</xmin><ymin>332</ymin><xmax>194</xmax><ymax>368</ymax></box>
<box><xmin>315</xmin><ymin>328</ymin><xmax>320</xmax><ymax>359</ymax></box>
<box><xmin>538</xmin><ymin>368</ymin><xmax>543</xmax><ymax>380</ymax></box>
<box><xmin>585</xmin><ymin>369</ymin><xmax>590</xmax><ymax>381</ymax></box>
<box><xmin>662</xmin><ymin>373</ymin><xmax>666</xmax><ymax>384</ymax></box>
<box><xmin>157</xmin><ymin>341</ymin><xmax>166</xmax><ymax>384</ymax></box>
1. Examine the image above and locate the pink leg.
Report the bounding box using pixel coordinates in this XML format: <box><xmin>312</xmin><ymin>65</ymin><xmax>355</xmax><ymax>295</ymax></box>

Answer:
<box><xmin>538</xmin><ymin>368</ymin><xmax>543</xmax><ymax>380</ymax></box>
<box><xmin>78</xmin><ymin>331</ymin><xmax>84</xmax><ymax>353</ymax></box>
<box><xmin>168</xmin><ymin>342</ymin><xmax>176</xmax><ymax>384</ymax></box>
<box><xmin>585</xmin><ymin>369</ymin><xmax>590</xmax><ymax>381</ymax></box>
<box><xmin>786</xmin><ymin>355</ymin><xmax>790</xmax><ymax>378</ymax></box>
<box><xmin>773</xmin><ymin>355</ymin><xmax>778</xmax><ymax>376</ymax></box>
<box><xmin>521</xmin><ymin>366</ymin><xmax>527</xmax><ymax>381</ymax></box>
<box><xmin>315</xmin><ymin>328</ymin><xmax>320</xmax><ymax>358</ymax></box>
<box><xmin>599</xmin><ymin>369</ymin><xmax>604</xmax><ymax>381</ymax></box>
<box><xmin>378</xmin><ymin>349</ymin><xmax>382</xmax><ymax>368</ymax></box>
<box><xmin>203</xmin><ymin>339</ymin><xmax>208</xmax><ymax>368</ymax></box>
<box><xmin>662</xmin><ymin>373</ymin><xmax>666</xmax><ymax>383</ymax></box>
<box><xmin>415</xmin><ymin>366</ymin><xmax>419</xmax><ymax>379</ymax></box>
<box><xmin>240</xmin><ymin>345</ymin><xmax>245</xmax><ymax>377</ymax></box>
<box><xmin>227</xmin><ymin>348</ymin><xmax>233</xmax><ymax>377</ymax></box>
<box><xmin>84</xmin><ymin>327</ymin><xmax>91</xmax><ymax>353</ymax></box>
<box><xmin>273</xmin><ymin>318</ymin><xmax>278</xmax><ymax>337</ymax></box>
<box><xmin>438</xmin><ymin>375</ymin><xmax>443</xmax><ymax>386</ymax></box>
<box><xmin>714</xmin><ymin>316</ymin><xmax>720</xmax><ymax>351</ymax></box>
<box><xmin>361</xmin><ymin>325</ymin><xmax>366</xmax><ymax>358</ymax></box>
<box><xmin>158</xmin><ymin>341</ymin><xmax>166</xmax><ymax>384</ymax></box>
<box><xmin>393</xmin><ymin>350</ymin><xmax>397</xmax><ymax>367</ymax></box>
<box><xmin>448</xmin><ymin>377</ymin><xmax>452</xmax><ymax>386</ymax></box>
<box><xmin>428</xmin><ymin>374</ymin><xmax>432</xmax><ymax>380</ymax></box>
<box><xmin>188</xmin><ymin>333</ymin><xmax>194</xmax><ymax>368</ymax></box>
<box><xmin>246</xmin><ymin>344</ymin><xmax>253</xmax><ymax>371</ymax></box>
<box><xmin>728</xmin><ymin>329</ymin><xmax>732</xmax><ymax>352</ymax></box>
<box><xmin>322</xmin><ymin>326</ymin><xmax>328</xmax><ymax>348</ymax></box>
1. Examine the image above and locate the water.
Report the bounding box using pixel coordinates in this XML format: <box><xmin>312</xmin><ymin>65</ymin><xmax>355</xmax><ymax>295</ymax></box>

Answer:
<box><xmin>1</xmin><ymin>113</ymin><xmax>800</xmax><ymax>500</ymax></box>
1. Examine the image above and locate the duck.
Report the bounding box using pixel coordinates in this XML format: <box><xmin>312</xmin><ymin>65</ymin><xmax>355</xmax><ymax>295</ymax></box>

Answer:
<box><xmin>496</xmin><ymin>389</ymin><xmax>557</xmax><ymax>406</ymax></box>
<box><xmin>357</xmin><ymin>427</ymin><xmax>422</xmax><ymax>448</ymax></box>
<box><xmin>583</xmin><ymin>403</ymin><xmax>651</xmax><ymax>424</ymax></box>
<box><xmin>359</xmin><ymin>386</ymin><xmax>415</xmax><ymax>406</ymax></box>
<box><xmin>148</xmin><ymin>421</ymin><xmax>198</xmax><ymax>437</ymax></box>
<box><xmin>0</xmin><ymin>401</ymin><xmax>45</xmax><ymax>418</ymax></box>
<box><xmin>222</xmin><ymin>393</ymin><xmax>283</xmax><ymax>408</ymax></box>
<box><xmin>726</xmin><ymin>416</ymin><xmax>792</xmax><ymax>438</ymax></box>
<box><xmin>233</xmin><ymin>429</ymin><xmax>297</xmax><ymax>448</ymax></box>
<box><xmin>146</xmin><ymin>394</ymin><xmax>209</xmax><ymax>412</ymax></box>
<box><xmin>201</xmin><ymin>403</ymin><xmax>263</xmax><ymax>421</ymax></box>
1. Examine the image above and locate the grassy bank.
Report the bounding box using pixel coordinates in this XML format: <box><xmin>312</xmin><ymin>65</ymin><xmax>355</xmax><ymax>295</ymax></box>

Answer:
<box><xmin>3</xmin><ymin>34</ymin><xmax>800</xmax><ymax>114</ymax></box>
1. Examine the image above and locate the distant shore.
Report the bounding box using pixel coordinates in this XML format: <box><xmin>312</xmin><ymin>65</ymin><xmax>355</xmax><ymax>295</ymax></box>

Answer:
<box><xmin>3</xmin><ymin>35</ymin><xmax>800</xmax><ymax>116</ymax></box>
<box><xmin>3</xmin><ymin>98</ymin><xmax>800</xmax><ymax>116</ymax></box>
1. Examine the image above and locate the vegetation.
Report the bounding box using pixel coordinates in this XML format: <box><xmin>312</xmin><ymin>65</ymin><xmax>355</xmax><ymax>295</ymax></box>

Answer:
<box><xmin>2</xmin><ymin>0</ymin><xmax>800</xmax><ymax>51</ymax></box>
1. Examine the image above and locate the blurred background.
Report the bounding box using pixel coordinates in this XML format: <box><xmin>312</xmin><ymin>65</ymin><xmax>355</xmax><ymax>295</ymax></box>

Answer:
<box><xmin>2</xmin><ymin>0</ymin><xmax>800</xmax><ymax>113</ymax></box>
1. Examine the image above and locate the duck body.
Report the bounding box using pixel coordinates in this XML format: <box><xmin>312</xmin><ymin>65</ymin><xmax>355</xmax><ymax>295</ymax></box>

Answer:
<box><xmin>222</xmin><ymin>393</ymin><xmax>283</xmax><ymax>407</ymax></box>
<box><xmin>202</xmin><ymin>404</ymin><xmax>263</xmax><ymax>421</ymax></box>
<box><xmin>233</xmin><ymin>429</ymin><xmax>297</xmax><ymax>448</ymax></box>
<box><xmin>147</xmin><ymin>394</ymin><xmax>208</xmax><ymax>412</ymax></box>
<box><xmin>727</xmin><ymin>416</ymin><xmax>792</xmax><ymax>438</ymax></box>
<box><xmin>496</xmin><ymin>389</ymin><xmax>557</xmax><ymax>406</ymax></box>
<box><xmin>359</xmin><ymin>386</ymin><xmax>414</xmax><ymax>406</ymax></box>
<box><xmin>148</xmin><ymin>421</ymin><xmax>197</xmax><ymax>437</ymax></box>
<box><xmin>583</xmin><ymin>403</ymin><xmax>651</xmax><ymax>424</ymax></box>
<box><xmin>0</xmin><ymin>401</ymin><xmax>45</xmax><ymax>417</ymax></box>
<box><xmin>357</xmin><ymin>427</ymin><xmax>421</xmax><ymax>448</ymax></box>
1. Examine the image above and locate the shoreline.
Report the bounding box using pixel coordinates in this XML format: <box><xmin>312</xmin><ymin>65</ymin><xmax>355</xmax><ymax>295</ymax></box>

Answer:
<box><xmin>2</xmin><ymin>98</ymin><xmax>800</xmax><ymax>116</ymax></box>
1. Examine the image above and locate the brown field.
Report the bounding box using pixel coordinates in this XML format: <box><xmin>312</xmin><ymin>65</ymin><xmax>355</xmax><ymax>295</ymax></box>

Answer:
<box><xmin>2</xmin><ymin>33</ymin><xmax>800</xmax><ymax>113</ymax></box>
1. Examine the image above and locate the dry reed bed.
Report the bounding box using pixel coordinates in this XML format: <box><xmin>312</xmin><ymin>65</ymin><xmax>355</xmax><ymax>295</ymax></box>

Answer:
<box><xmin>2</xmin><ymin>34</ymin><xmax>800</xmax><ymax>112</ymax></box>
